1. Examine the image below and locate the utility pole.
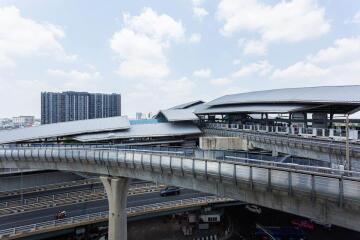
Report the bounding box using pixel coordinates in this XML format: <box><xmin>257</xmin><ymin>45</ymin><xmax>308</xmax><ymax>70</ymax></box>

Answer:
<box><xmin>345</xmin><ymin>114</ymin><xmax>350</xmax><ymax>171</ymax></box>
<box><xmin>20</xmin><ymin>169</ymin><xmax>24</xmax><ymax>204</ymax></box>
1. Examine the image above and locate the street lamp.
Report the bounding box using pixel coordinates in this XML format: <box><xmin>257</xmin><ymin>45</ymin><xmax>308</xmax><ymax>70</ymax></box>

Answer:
<box><xmin>345</xmin><ymin>114</ymin><xmax>350</xmax><ymax>171</ymax></box>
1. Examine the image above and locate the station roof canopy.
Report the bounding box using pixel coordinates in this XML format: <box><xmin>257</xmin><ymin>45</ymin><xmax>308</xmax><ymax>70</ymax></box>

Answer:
<box><xmin>156</xmin><ymin>100</ymin><xmax>204</xmax><ymax>122</ymax></box>
<box><xmin>169</xmin><ymin>100</ymin><xmax>204</xmax><ymax>110</ymax></box>
<box><xmin>0</xmin><ymin>117</ymin><xmax>201</xmax><ymax>144</ymax></box>
<box><xmin>158</xmin><ymin>109</ymin><xmax>199</xmax><ymax>122</ymax></box>
<box><xmin>207</xmin><ymin>86</ymin><xmax>360</xmax><ymax>106</ymax></box>
<box><xmin>198</xmin><ymin>86</ymin><xmax>360</xmax><ymax>115</ymax></box>
<box><xmin>74</xmin><ymin>122</ymin><xmax>201</xmax><ymax>142</ymax></box>
<box><xmin>194</xmin><ymin>104</ymin><xmax>308</xmax><ymax>115</ymax></box>
<box><xmin>0</xmin><ymin>116</ymin><xmax>130</xmax><ymax>144</ymax></box>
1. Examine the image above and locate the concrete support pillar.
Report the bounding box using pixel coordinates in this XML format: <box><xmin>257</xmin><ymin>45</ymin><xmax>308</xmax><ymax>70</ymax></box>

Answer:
<box><xmin>100</xmin><ymin>176</ymin><xmax>130</xmax><ymax>240</ymax></box>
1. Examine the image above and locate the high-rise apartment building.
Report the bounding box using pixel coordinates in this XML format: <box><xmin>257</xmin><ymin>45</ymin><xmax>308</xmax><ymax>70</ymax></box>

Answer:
<box><xmin>41</xmin><ymin>91</ymin><xmax>121</xmax><ymax>124</ymax></box>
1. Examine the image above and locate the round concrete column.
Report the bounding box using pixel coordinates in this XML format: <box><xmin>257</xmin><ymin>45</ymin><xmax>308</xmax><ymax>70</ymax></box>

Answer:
<box><xmin>101</xmin><ymin>176</ymin><xmax>130</xmax><ymax>240</ymax></box>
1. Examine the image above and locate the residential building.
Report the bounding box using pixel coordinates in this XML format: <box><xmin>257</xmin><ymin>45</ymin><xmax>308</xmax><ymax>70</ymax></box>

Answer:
<box><xmin>41</xmin><ymin>91</ymin><xmax>121</xmax><ymax>124</ymax></box>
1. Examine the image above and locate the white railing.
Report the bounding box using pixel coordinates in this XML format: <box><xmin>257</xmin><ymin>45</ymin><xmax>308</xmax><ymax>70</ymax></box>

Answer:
<box><xmin>207</xmin><ymin>123</ymin><xmax>360</xmax><ymax>141</ymax></box>
<box><xmin>204</xmin><ymin>123</ymin><xmax>360</xmax><ymax>152</ymax></box>
<box><xmin>0</xmin><ymin>196</ymin><xmax>230</xmax><ymax>239</ymax></box>
<box><xmin>1</xmin><ymin>147</ymin><xmax>360</xmax><ymax>206</ymax></box>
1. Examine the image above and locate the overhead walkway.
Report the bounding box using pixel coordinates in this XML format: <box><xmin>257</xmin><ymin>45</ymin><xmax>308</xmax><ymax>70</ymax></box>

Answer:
<box><xmin>0</xmin><ymin>146</ymin><xmax>359</xmax><ymax>233</ymax></box>
<box><xmin>202</xmin><ymin>123</ymin><xmax>360</xmax><ymax>171</ymax></box>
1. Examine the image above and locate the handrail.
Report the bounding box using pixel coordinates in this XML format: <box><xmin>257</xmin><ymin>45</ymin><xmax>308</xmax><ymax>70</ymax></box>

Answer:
<box><xmin>3</xmin><ymin>145</ymin><xmax>359</xmax><ymax>179</ymax></box>
<box><xmin>0</xmin><ymin>146</ymin><xmax>360</xmax><ymax>211</ymax></box>
<box><xmin>204</xmin><ymin>124</ymin><xmax>360</xmax><ymax>150</ymax></box>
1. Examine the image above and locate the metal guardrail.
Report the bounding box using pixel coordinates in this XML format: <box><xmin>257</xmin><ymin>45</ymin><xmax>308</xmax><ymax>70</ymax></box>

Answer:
<box><xmin>1</xmin><ymin>144</ymin><xmax>194</xmax><ymax>156</ymax></box>
<box><xmin>0</xmin><ymin>147</ymin><xmax>360</xmax><ymax>209</ymax></box>
<box><xmin>0</xmin><ymin>183</ymin><xmax>165</xmax><ymax>216</ymax></box>
<box><xmin>0</xmin><ymin>196</ymin><xmax>231</xmax><ymax>239</ymax></box>
<box><xmin>205</xmin><ymin>123</ymin><xmax>360</xmax><ymax>141</ymax></box>
<box><xmin>203</xmin><ymin>125</ymin><xmax>360</xmax><ymax>152</ymax></box>
<box><xmin>0</xmin><ymin>168</ymin><xmax>39</xmax><ymax>174</ymax></box>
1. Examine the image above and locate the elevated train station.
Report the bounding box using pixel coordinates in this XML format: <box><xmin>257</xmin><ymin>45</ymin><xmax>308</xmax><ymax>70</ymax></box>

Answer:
<box><xmin>1</xmin><ymin>86</ymin><xmax>360</xmax><ymax>239</ymax></box>
<box><xmin>196</xmin><ymin>85</ymin><xmax>360</xmax><ymax>141</ymax></box>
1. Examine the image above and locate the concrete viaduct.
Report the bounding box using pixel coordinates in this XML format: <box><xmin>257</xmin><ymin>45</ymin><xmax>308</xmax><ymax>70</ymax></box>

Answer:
<box><xmin>0</xmin><ymin>146</ymin><xmax>360</xmax><ymax>239</ymax></box>
<box><xmin>202</xmin><ymin>126</ymin><xmax>360</xmax><ymax>170</ymax></box>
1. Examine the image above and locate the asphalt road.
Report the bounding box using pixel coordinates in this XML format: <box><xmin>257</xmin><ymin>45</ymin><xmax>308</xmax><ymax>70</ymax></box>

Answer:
<box><xmin>0</xmin><ymin>188</ymin><xmax>208</xmax><ymax>230</ymax></box>
<box><xmin>0</xmin><ymin>178</ymin><xmax>148</xmax><ymax>202</ymax></box>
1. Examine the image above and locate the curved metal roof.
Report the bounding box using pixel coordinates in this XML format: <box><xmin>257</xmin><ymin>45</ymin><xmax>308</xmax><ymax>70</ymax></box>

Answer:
<box><xmin>158</xmin><ymin>109</ymin><xmax>199</xmax><ymax>122</ymax></box>
<box><xmin>195</xmin><ymin>104</ymin><xmax>308</xmax><ymax>115</ymax></box>
<box><xmin>207</xmin><ymin>86</ymin><xmax>360</xmax><ymax>106</ymax></box>
<box><xmin>0</xmin><ymin>116</ymin><xmax>130</xmax><ymax>144</ymax></box>
<box><xmin>74</xmin><ymin>122</ymin><xmax>201</xmax><ymax>142</ymax></box>
<box><xmin>169</xmin><ymin>100</ymin><xmax>204</xmax><ymax>110</ymax></box>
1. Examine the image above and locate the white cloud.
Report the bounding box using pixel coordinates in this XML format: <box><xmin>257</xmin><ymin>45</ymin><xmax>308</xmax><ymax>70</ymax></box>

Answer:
<box><xmin>193</xmin><ymin>7</ymin><xmax>209</xmax><ymax>20</ymax></box>
<box><xmin>192</xmin><ymin>0</ymin><xmax>204</xmax><ymax>6</ymax></box>
<box><xmin>191</xmin><ymin>0</ymin><xmax>209</xmax><ymax>20</ymax></box>
<box><xmin>232</xmin><ymin>60</ymin><xmax>273</xmax><ymax>78</ymax></box>
<box><xmin>47</xmin><ymin>69</ymin><xmax>101</xmax><ymax>81</ymax></box>
<box><xmin>271</xmin><ymin>36</ymin><xmax>360</xmax><ymax>85</ymax></box>
<box><xmin>217</xmin><ymin>0</ymin><xmax>330</xmax><ymax>53</ymax></box>
<box><xmin>307</xmin><ymin>37</ymin><xmax>360</xmax><ymax>64</ymax></box>
<box><xmin>233</xmin><ymin>59</ymin><xmax>241</xmax><ymax>65</ymax></box>
<box><xmin>243</xmin><ymin>40</ymin><xmax>267</xmax><ymax>56</ymax></box>
<box><xmin>110</xmin><ymin>8</ymin><xmax>185</xmax><ymax>78</ymax></box>
<box><xmin>352</xmin><ymin>10</ymin><xmax>360</xmax><ymax>24</ymax></box>
<box><xmin>193</xmin><ymin>68</ymin><xmax>211</xmax><ymax>78</ymax></box>
<box><xmin>124</xmin><ymin>77</ymin><xmax>196</xmax><ymax>114</ymax></box>
<box><xmin>272</xmin><ymin>62</ymin><xmax>328</xmax><ymax>79</ymax></box>
<box><xmin>123</xmin><ymin>8</ymin><xmax>185</xmax><ymax>42</ymax></box>
<box><xmin>210</xmin><ymin>77</ymin><xmax>231</xmax><ymax>86</ymax></box>
<box><xmin>0</xmin><ymin>6</ymin><xmax>76</xmax><ymax>67</ymax></box>
<box><xmin>189</xmin><ymin>33</ymin><xmax>202</xmax><ymax>43</ymax></box>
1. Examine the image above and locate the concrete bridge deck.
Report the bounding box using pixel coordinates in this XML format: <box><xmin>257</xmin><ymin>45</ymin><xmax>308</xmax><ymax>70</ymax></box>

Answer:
<box><xmin>0</xmin><ymin>146</ymin><xmax>359</xmax><ymax>232</ymax></box>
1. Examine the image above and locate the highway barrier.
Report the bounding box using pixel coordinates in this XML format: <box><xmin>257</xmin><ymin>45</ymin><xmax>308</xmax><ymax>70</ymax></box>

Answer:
<box><xmin>0</xmin><ymin>196</ymin><xmax>232</xmax><ymax>239</ymax></box>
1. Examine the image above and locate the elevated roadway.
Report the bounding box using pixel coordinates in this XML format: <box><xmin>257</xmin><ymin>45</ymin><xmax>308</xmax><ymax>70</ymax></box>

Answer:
<box><xmin>0</xmin><ymin>188</ymin><xmax>219</xmax><ymax>239</ymax></box>
<box><xmin>0</xmin><ymin>182</ymin><xmax>164</xmax><ymax>216</ymax></box>
<box><xmin>0</xmin><ymin>188</ymin><xmax>208</xmax><ymax>230</ymax></box>
<box><xmin>0</xmin><ymin>146</ymin><xmax>359</xmax><ymax>232</ymax></box>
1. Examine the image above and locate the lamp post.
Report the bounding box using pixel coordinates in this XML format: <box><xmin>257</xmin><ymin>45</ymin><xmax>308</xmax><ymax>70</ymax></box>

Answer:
<box><xmin>345</xmin><ymin>114</ymin><xmax>350</xmax><ymax>171</ymax></box>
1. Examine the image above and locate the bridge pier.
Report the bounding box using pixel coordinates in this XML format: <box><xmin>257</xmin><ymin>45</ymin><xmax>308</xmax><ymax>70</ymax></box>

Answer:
<box><xmin>100</xmin><ymin>176</ymin><xmax>130</xmax><ymax>240</ymax></box>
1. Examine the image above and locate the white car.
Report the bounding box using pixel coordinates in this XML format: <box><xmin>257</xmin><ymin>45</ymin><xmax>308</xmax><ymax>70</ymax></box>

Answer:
<box><xmin>245</xmin><ymin>205</ymin><xmax>262</xmax><ymax>214</ymax></box>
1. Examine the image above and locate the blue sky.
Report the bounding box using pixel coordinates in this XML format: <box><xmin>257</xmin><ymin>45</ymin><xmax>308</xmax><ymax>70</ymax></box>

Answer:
<box><xmin>0</xmin><ymin>0</ymin><xmax>360</xmax><ymax>118</ymax></box>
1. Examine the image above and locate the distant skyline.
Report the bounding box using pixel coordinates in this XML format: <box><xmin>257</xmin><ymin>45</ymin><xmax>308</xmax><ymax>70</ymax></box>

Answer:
<box><xmin>0</xmin><ymin>0</ymin><xmax>360</xmax><ymax>118</ymax></box>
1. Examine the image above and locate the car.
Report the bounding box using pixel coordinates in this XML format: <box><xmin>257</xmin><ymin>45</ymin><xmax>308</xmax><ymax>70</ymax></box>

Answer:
<box><xmin>160</xmin><ymin>186</ymin><xmax>180</xmax><ymax>196</ymax></box>
<box><xmin>245</xmin><ymin>204</ymin><xmax>262</xmax><ymax>214</ymax></box>
<box><xmin>291</xmin><ymin>219</ymin><xmax>315</xmax><ymax>231</ymax></box>
<box><xmin>310</xmin><ymin>219</ymin><xmax>332</xmax><ymax>229</ymax></box>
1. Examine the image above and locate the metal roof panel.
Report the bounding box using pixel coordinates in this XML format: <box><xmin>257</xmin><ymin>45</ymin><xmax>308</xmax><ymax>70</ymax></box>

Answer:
<box><xmin>207</xmin><ymin>86</ymin><xmax>360</xmax><ymax>106</ymax></box>
<box><xmin>0</xmin><ymin>116</ymin><xmax>130</xmax><ymax>144</ymax></box>
<box><xmin>74</xmin><ymin>122</ymin><xmax>201</xmax><ymax>142</ymax></box>
<box><xmin>195</xmin><ymin>104</ymin><xmax>308</xmax><ymax>114</ymax></box>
